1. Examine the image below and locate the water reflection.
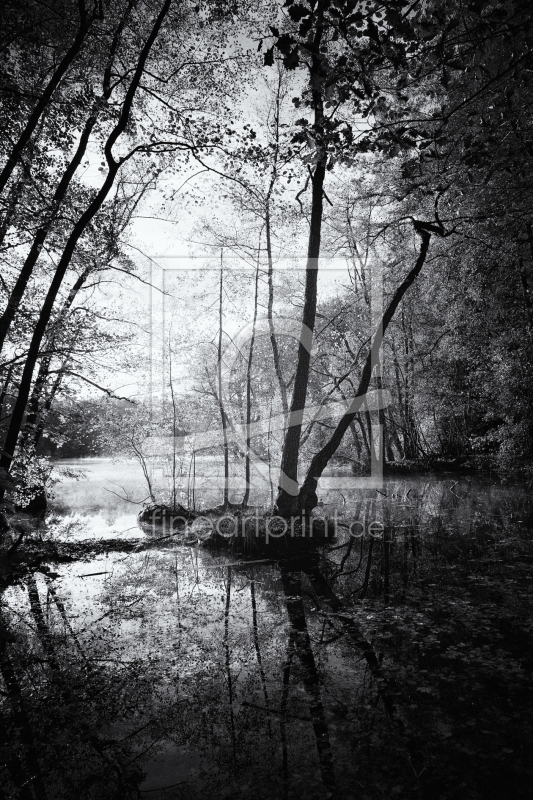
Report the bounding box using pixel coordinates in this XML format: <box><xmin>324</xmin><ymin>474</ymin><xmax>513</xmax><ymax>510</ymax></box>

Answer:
<box><xmin>0</xmin><ymin>470</ymin><xmax>532</xmax><ymax>798</ymax></box>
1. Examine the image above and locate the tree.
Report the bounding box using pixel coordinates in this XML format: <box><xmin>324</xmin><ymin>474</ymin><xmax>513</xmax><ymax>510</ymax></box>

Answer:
<box><xmin>0</xmin><ymin>0</ymin><xmax>242</xmax><ymax>515</ymax></box>
<box><xmin>261</xmin><ymin>0</ymin><xmax>443</xmax><ymax>513</ymax></box>
<box><xmin>264</xmin><ymin>0</ymin><xmax>533</xmax><ymax>512</ymax></box>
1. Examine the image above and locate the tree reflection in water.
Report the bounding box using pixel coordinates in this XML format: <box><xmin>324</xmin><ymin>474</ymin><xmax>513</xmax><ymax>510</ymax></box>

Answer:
<box><xmin>0</xmin><ymin>477</ymin><xmax>533</xmax><ymax>799</ymax></box>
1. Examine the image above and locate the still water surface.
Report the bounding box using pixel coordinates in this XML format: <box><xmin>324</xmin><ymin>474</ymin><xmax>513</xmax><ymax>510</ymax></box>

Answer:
<box><xmin>2</xmin><ymin>459</ymin><xmax>533</xmax><ymax>799</ymax></box>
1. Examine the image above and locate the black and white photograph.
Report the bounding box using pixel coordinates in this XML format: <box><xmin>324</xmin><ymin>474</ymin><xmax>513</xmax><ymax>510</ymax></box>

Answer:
<box><xmin>1</xmin><ymin>1</ymin><xmax>532</xmax><ymax>798</ymax></box>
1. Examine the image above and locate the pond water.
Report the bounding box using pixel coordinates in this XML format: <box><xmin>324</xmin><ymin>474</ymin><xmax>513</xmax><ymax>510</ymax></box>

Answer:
<box><xmin>1</xmin><ymin>459</ymin><xmax>533</xmax><ymax>800</ymax></box>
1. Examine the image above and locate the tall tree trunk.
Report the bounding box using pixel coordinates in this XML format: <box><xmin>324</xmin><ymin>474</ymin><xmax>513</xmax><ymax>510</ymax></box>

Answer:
<box><xmin>24</xmin><ymin>262</ymin><xmax>91</xmax><ymax>432</ymax></box>
<box><xmin>357</xmin><ymin>414</ymin><xmax>371</xmax><ymax>459</ymax></box>
<box><xmin>388</xmin><ymin>412</ymin><xmax>405</xmax><ymax>460</ymax></box>
<box><xmin>32</xmin><ymin>368</ymin><xmax>64</xmax><ymax>451</ymax></box>
<box><xmin>0</xmin><ymin>116</ymin><xmax>96</xmax><ymax>354</ymax></box>
<box><xmin>275</xmin><ymin>15</ymin><xmax>326</xmax><ymax>516</ymax></box>
<box><xmin>390</xmin><ymin>342</ymin><xmax>407</xmax><ymax>459</ymax></box>
<box><xmin>17</xmin><ymin>355</ymin><xmax>52</xmax><ymax>455</ymax></box>
<box><xmin>217</xmin><ymin>259</ymin><xmax>230</xmax><ymax>509</ymax></box>
<box><xmin>0</xmin><ymin>172</ymin><xmax>25</xmax><ymax>252</ymax></box>
<box><xmin>263</xmin><ymin>71</ymin><xmax>288</xmax><ymax>418</ymax></box>
<box><xmin>276</xmin><ymin>161</ymin><xmax>326</xmax><ymax>515</ymax></box>
<box><xmin>19</xmin><ymin>264</ymin><xmax>90</xmax><ymax>452</ymax></box>
<box><xmin>266</xmin><ymin>206</ymin><xmax>288</xmax><ymax>417</ymax></box>
<box><xmin>243</xmin><ymin>254</ymin><xmax>260</xmax><ymax>507</ymax></box>
<box><xmin>376</xmin><ymin>372</ymin><xmax>387</xmax><ymax>465</ymax></box>
<box><xmin>0</xmin><ymin>362</ymin><xmax>14</xmax><ymax>421</ymax></box>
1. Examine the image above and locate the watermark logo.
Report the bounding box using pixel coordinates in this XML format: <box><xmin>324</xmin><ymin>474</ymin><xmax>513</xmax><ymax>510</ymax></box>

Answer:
<box><xmin>148</xmin><ymin>507</ymin><xmax>387</xmax><ymax>543</ymax></box>
<box><xmin>145</xmin><ymin>256</ymin><xmax>388</xmax><ymax>498</ymax></box>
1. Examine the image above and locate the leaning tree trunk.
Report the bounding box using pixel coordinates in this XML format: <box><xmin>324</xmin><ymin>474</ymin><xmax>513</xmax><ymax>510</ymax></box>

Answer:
<box><xmin>0</xmin><ymin>1</ymin><xmax>136</xmax><ymax>355</ymax></box>
<box><xmin>296</xmin><ymin>225</ymin><xmax>439</xmax><ymax>514</ymax></box>
<box><xmin>0</xmin><ymin>115</ymin><xmax>97</xmax><ymax>354</ymax></box>
<box><xmin>0</xmin><ymin>362</ymin><xmax>14</xmax><ymax>422</ymax></box>
<box><xmin>0</xmin><ymin>0</ymin><xmax>172</xmax><ymax>504</ymax></box>
<box><xmin>18</xmin><ymin>266</ymin><xmax>91</xmax><ymax>453</ymax></box>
